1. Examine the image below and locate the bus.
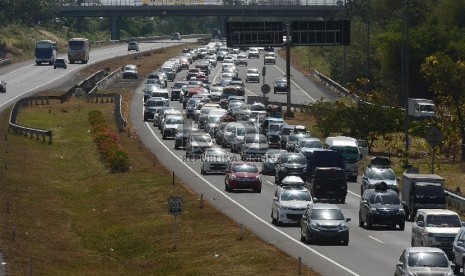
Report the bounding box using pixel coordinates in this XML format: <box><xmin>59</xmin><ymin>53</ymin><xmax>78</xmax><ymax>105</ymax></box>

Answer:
<box><xmin>67</xmin><ymin>38</ymin><xmax>90</xmax><ymax>64</ymax></box>
<box><xmin>35</xmin><ymin>40</ymin><xmax>57</xmax><ymax>65</ymax></box>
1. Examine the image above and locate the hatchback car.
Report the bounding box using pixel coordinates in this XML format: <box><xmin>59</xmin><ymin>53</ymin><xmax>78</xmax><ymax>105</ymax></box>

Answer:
<box><xmin>245</xmin><ymin>68</ymin><xmax>260</xmax><ymax>83</ymax></box>
<box><xmin>300</xmin><ymin>203</ymin><xmax>350</xmax><ymax>245</ymax></box>
<box><xmin>127</xmin><ymin>41</ymin><xmax>139</xmax><ymax>51</ymax></box>
<box><xmin>262</xmin><ymin>149</ymin><xmax>287</xmax><ymax>175</ymax></box>
<box><xmin>200</xmin><ymin>148</ymin><xmax>230</xmax><ymax>175</ymax></box>
<box><xmin>225</xmin><ymin>162</ymin><xmax>262</xmax><ymax>193</ymax></box>
<box><xmin>54</xmin><ymin>58</ymin><xmax>67</xmax><ymax>69</ymax></box>
<box><xmin>274</xmin><ymin>78</ymin><xmax>287</xmax><ymax>93</ymax></box>
<box><xmin>271</xmin><ymin>183</ymin><xmax>313</xmax><ymax>225</ymax></box>
<box><xmin>395</xmin><ymin>247</ymin><xmax>455</xmax><ymax>276</ymax></box>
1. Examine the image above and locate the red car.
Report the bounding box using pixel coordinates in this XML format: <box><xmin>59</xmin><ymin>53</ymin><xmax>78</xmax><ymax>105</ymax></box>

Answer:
<box><xmin>225</xmin><ymin>162</ymin><xmax>262</xmax><ymax>193</ymax></box>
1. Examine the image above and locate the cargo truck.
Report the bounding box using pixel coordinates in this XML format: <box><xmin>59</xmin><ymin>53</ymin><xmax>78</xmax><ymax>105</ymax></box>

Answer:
<box><xmin>407</xmin><ymin>98</ymin><xmax>436</xmax><ymax>118</ymax></box>
<box><xmin>401</xmin><ymin>173</ymin><xmax>446</xmax><ymax>221</ymax></box>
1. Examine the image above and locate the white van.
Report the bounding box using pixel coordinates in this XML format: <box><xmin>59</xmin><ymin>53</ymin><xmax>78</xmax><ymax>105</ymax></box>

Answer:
<box><xmin>324</xmin><ymin>136</ymin><xmax>361</xmax><ymax>182</ymax></box>
<box><xmin>149</xmin><ymin>88</ymin><xmax>170</xmax><ymax>100</ymax></box>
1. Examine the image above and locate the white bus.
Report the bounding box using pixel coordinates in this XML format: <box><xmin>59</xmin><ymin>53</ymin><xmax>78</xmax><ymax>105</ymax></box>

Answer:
<box><xmin>35</xmin><ymin>40</ymin><xmax>57</xmax><ymax>65</ymax></box>
<box><xmin>324</xmin><ymin>136</ymin><xmax>361</xmax><ymax>182</ymax></box>
<box><xmin>67</xmin><ymin>38</ymin><xmax>90</xmax><ymax>64</ymax></box>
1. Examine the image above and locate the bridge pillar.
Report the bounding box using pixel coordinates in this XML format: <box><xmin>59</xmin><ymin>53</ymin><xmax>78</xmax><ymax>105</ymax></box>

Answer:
<box><xmin>111</xmin><ymin>16</ymin><xmax>121</xmax><ymax>41</ymax></box>
<box><xmin>217</xmin><ymin>16</ymin><xmax>228</xmax><ymax>38</ymax></box>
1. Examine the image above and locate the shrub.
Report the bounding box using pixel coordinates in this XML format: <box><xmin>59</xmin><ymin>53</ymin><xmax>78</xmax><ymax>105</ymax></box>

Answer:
<box><xmin>88</xmin><ymin>110</ymin><xmax>130</xmax><ymax>173</ymax></box>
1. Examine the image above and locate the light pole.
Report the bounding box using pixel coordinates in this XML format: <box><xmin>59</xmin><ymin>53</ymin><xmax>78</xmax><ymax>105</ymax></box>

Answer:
<box><xmin>285</xmin><ymin>23</ymin><xmax>291</xmax><ymax>117</ymax></box>
<box><xmin>402</xmin><ymin>0</ymin><xmax>410</xmax><ymax>166</ymax></box>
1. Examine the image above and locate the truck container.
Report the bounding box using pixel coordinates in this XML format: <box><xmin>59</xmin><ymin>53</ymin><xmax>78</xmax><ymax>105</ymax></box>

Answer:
<box><xmin>401</xmin><ymin>173</ymin><xmax>446</xmax><ymax>221</ymax></box>
<box><xmin>407</xmin><ymin>98</ymin><xmax>436</xmax><ymax>118</ymax></box>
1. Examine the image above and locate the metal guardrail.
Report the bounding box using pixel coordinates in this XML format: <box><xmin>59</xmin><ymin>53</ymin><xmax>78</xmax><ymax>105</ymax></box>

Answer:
<box><xmin>58</xmin><ymin>0</ymin><xmax>347</xmax><ymax>6</ymax></box>
<box><xmin>446</xmin><ymin>191</ymin><xmax>465</xmax><ymax>213</ymax></box>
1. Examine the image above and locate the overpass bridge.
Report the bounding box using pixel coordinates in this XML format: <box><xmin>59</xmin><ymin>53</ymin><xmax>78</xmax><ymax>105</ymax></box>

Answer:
<box><xmin>56</xmin><ymin>0</ymin><xmax>348</xmax><ymax>40</ymax></box>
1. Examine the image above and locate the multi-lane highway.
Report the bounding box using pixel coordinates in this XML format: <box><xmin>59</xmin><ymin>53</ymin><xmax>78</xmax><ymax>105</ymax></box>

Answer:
<box><xmin>0</xmin><ymin>41</ymin><xmax>415</xmax><ymax>276</ymax></box>
<box><xmin>130</xmin><ymin>48</ymin><xmax>416</xmax><ymax>276</ymax></box>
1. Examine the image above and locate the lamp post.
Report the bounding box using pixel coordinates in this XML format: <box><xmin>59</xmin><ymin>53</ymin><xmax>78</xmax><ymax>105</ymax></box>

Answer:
<box><xmin>402</xmin><ymin>0</ymin><xmax>410</xmax><ymax>166</ymax></box>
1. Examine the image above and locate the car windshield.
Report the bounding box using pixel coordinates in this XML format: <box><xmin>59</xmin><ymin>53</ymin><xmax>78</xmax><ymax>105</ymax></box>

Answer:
<box><xmin>367</xmin><ymin>169</ymin><xmax>396</xmax><ymax>180</ymax></box>
<box><xmin>426</xmin><ymin>215</ymin><xmax>461</xmax><ymax>227</ymax></box>
<box><xmin>146</xmin><ymin>100</ymin><xmax>164</xmax><ymax>107</ymax></box>
<box><xmin>311</xmin><ymin>209</ymin><xmax>345</xmax><ymax>220</ymax></box>
<box><xmin>247</xmin><ymin>69</ymin><xmax>259</xmax><ymax>74</ymax></box>
<box><xmin>368</xmin><ymin>193</ymin><xmax>400</xmax><ymax>205</ymax></box>
<box><xmin>208</xmin><ymin>116</ymin><xmax>221</xmax><ymax>124</ymax></box>
<box><xmin>281</xmin><ymin>127</ymin><xmax>294</xmax><ymax>135</ymax></box>
<box><xmin>281</xmin><ymin>190</ymin><xmax>312</xmax><ymax>201</ymax></box>
<box><xmin>173</xmin><ymin>82</ymin><xmax>185</xmax><ymax>88</ymax></box>
<box><xmin>408</xmin><ymin>252</ymin><xmax>449</xmax><ymax>268</ymax></box>
<box><xmin>289</xmin><ymin>134</ymin><xmax>310</xmax><ymax>142</ymax></box>
<box><xmin>269</xmin><ymin>124</ymin><xmax>282</xmax><ymax>132</ymax></box>
<box><xmin>332</xmin><ymin>146</ymin><xmax>360</xmax><ymax>162</ymax></box>
<box><xmin>282</xmin><ymin>155</ymin><xmax>306</xmax><ymax>165</ymax></box>
<box><xmin>276</xmin><ymin>79</ymin><xmax>287</xmax><ymax>84</ymax></box>
<box><xmin>231</xmin><ymin>164</ymin><xmax>258</xmax><ymax>173</ymax></box>
<box><xmin>192</xmin><ymin>135</ymin><xmax>212</xmax><ymax>143</ymax></box>
<box><xmin>165</xmin><ymin>117</ymin><xmax>183</xmax><ymax>124</ymax></box>
<box><xmin>245</xmin><ymin>136</ymin><xmax>267</xmax><ymax>144</ymax></box>
<box><xmin>301</xmin><ymin>140</ymin><xmax>322</xmax><ymax>148</ymax></box>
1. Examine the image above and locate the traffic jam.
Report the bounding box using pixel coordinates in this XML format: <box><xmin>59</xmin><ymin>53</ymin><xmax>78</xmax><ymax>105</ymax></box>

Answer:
<box><xmin>138</xmin><ymin>40</ymin><xmax>463</xmax><ymax>275</ymax></box>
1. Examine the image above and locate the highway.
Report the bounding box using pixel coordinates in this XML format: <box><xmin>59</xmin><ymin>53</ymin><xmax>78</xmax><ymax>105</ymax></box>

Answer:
<box><xmin>130</xmin><ymin>49</ymin><xmax>415</xmax><ymax>276</ymax></box>
<box><xmin>0</xmin><ymin>41</ymin><xmax>415</xmax><ymax>276</ymax></box>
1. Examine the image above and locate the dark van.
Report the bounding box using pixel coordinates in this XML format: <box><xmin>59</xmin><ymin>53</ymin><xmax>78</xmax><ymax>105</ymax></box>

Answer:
<box><xmin>308</xmin><ymin>167</ymin><xmax>347</xmax><ymax>203</ymax></box>
<box><xmin>303</xmin><ymin>149</ymin><xmax>345</xmax><ymax>180</ymax></box>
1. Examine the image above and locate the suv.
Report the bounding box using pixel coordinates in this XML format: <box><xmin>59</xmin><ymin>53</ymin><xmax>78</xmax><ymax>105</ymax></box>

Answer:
<box><xmin>359</xmin><ymin>182</ymin><xmax>405</xmax><ymax>230</ymax></box>
<box><xmin>279</xmin><ymin>125</ymin><xmax>296</xmax><ymax>149</ymax></box>
<box><xmin>300</xmin><ymin>203</ymin><xmax>350</xmax><ymax>245</ymax></box>
<box><xmin>271</xmin><ymin>179</ymin><xmax>313</xmax><ymax>226</ymax></box>
<box><xmin>411</xmin><ymin>209</ymin><xmax>463</xmax><ymax>257</ymax></box>
<box><xmin>239</xmin><ymin>134</ymin><xmax>268</xmax><ymax>161</ymax></box>
<box><xmin>54</xmin><ymin>58</ymin><xmax>67</xmax><ymax>69</ymax></box>
<box><xmin>171</xmin><ymin>81</ymin><xmax>188</xmax><ymax>101</ymax></box>
<box><xmin>266</xmin><ymin>122</ymin><xmax>285</xmax><ymax>148</ymax></box>
<box><xmin>275</xmin><ymin>153</ymin><xmax>307</xmax><ymax>184</ymax></box>
<box><xmin>264</xmin><ymin>52</ymin><xmax>276</xmax><ymax>65</ymax></box>
<box><xmin>186</xmin><ymin>132</ymin><xmax>213</xmax><ymax>158</ymax></box>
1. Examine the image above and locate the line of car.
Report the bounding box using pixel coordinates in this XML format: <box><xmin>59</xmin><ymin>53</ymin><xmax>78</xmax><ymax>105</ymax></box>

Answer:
<box><xmin>137</xmin><ymin>41</ymin><xmax>464</xmax><ymax>275</ymax></box>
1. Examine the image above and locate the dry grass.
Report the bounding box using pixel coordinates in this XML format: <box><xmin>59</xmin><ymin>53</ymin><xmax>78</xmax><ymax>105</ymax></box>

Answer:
<box><xmin>0</xmin><ymin>43</ymin><xmax>319</xmax><ymax>275</ymax></box>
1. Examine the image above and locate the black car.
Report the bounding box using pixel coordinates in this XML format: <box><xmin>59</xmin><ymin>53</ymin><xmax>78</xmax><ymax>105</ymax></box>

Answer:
<box><xmin>171</xmin><ymin>81</ymin><xmax>188</xmax><ymax>101</ymax></box>
<box><xmin>174</xmin><ymin>124</ymin><xmax>193</xmax><ymax>150</ymax></box>
<box><xmin>359</xmin><ymin>182</ymin><xmax>406</xmax><ymax>230</ymax></box>
<box><xmin>54</xmin><ymin>58</ymin><xmax>67</xmax><ymax>69</ymax></box>
<box><xmin>275</xmin><ymin>153</ymin><xmax>307</xmax><ymax>184</ymax></box>
<box><xmin>279</xmin><ymin>125</ymin><xmax>296</xmax><ymax>149</ymax></box>
<box><xmin>143</xmin><ymin>98</ymin><xmax>166</xmax><ymax>121</ymax></box>
<box><xmin>307</xmin><ymin>167</ymin><xmax>347</xmax><ymax>203</ymax></box>
<box><xmin>274</xmin><ymin>78</ymin><xmax>287</xmax><ymax>93</ymax></box>
<box><xmin>0</xmin><ymin>80</ymin><xmax>6</xmax><ymax>93</ymax></box>
<box><xmin>286</xmin><ymin>133</ymin><xmax>312</xmax><ymax>152</ymax></box>
<box><xmin>266</xmin><ymin>122</ymin><xmax>285</xmax><ymax>148</ymax></box>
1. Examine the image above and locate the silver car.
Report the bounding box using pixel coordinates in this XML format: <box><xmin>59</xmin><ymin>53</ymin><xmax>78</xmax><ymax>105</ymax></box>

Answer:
<box><xmin>395</xmin><ymin>247</ymin><xmax>455</xmax><ymax>276</ymax></box>
<box><xmin>271</xmin><ymin>182</ymin><xmax>313</xmax><ymax>226</ymax></box>
<box><xmin>300</xmin><ymin>203</ymin><xmax>350</xmax><ymax>245</ymax></box>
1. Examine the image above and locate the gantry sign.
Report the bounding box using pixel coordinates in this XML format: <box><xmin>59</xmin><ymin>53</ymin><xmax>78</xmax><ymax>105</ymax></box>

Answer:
<box><xmin>225</xmin><ymin>20</ymin><xmax>350</xmax><ymax>47</ymax></box>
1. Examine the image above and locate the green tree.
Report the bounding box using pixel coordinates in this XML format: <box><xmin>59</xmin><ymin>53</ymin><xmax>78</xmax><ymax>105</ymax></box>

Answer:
<box><xmin>421</xmin><ymin>53</ymin><xmax>465</xmax><ymax>161</ymax></box>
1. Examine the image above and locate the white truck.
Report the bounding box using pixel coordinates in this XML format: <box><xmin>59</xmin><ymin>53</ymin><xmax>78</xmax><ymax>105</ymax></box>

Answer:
<box><xmin>401</xmin><ymin>173</ymin><xmax>446</xmax><ymax>221</ymax></box>
<box><xmin>407</xmin><ymin>98</ymin><xmax>436</xmax><ymax>118</ymax></box>
<box><xmin>324</xmin><ymin>136</ymin><xmax>361</xmax><ymax>182</ymax></box>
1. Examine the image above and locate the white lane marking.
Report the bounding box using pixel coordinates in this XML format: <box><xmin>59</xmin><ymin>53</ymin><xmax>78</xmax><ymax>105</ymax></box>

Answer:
<box><xmin>245</xmin><ymin>87</ymin><xmax>258</xmax><ymax>96</ymax></box>
<box><xmin>348</xmin><ymin>190</ymin><xmax>361</xmax><ymax>198</ymax></box>
<box><xmin>145</xmin><ymin>122</ymin><xmax>360</xmax><ymax>276</ymax></box>
<box><xmin>266</xmin><ymin>180</ymin><xmax>275</xmax><ymax>186</ymax></box>
<box><xmin>368</xmin><ymin>236</ymin><xmax>384</xmax><ymax>244</ymax></box>
<box><xmin>273</xmin><ymin>65</ymin><xmax>316</xmax><ymax>102</ymax></box>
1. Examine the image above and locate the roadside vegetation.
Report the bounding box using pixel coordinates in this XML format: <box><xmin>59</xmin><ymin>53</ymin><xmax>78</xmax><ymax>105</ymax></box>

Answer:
<box><xmin>0</xmin><ymin>43</ymin><xmax>318</xmax><ymax>275</ymax></box>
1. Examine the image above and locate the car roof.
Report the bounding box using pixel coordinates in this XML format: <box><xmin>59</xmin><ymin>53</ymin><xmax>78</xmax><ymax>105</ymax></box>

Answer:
<box><xmin>281</xmin><ymin>152</ymin><xmax>305</xmax><ymax>158</ymax></box>
<box><xmin>418</xmin><ymin>209</ymin><xmax>459</xmax><ymax>216</ymax></box>
<box><xmin>405</xmin><ymin>247</ymin><xmax>447</xmax><ymax>254</ymax></box>
<box><xmin>311</xmin><ymin>203</ymin><xmax>340</xmax><ymax>210</ymax></box>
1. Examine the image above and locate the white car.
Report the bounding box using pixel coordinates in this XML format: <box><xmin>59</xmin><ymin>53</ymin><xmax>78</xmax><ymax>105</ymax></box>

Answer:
<box><xmin>161</xmin><ymin>115</ymin><xmax>184</xmax><ymax>139</ymax></box>
<box><xmin>248</xmin><ymin>48</ymin><xmax>260</xmax><ymax>59</ymax></box>
<box><xmin>245</xmin><ymin>68</ymin><xmax>260</xmax><ymax>83</ymax></box>
<box><xmin>264</xmin><ymin>52</ymin><xmax>276</xmax><ymax>64</ymax></box>
<box><xmin>200</xmin><ymin>148</ymin><xmax>230</xmax><ymax>175</ymax></box>
<box><xmin>272</xmin><ymin>180</ymin><xmax>313</xmax><ymax>225</ymax></box>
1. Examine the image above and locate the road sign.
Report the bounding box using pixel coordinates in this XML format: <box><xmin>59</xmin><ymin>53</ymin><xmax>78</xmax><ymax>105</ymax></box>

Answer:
<box><xmin>261</xmin><ymin>84</ymin><xmax>271</xmax><ymax>94</ymax></box>
<box><xmin>225</xmin><ymin>21</ymin><xmax>284</xmax><ymax>47</ymax></box>
<box><xmin>291</xmin><ymin>20</ymin><xmax>351</xmax><ymax>46</ymax></box>
<box><xmin>425</xmin><ymin>126</ymin><xmax>442</xmax><ymax>147</ymax></box>
<box><xmin>168</xmin><ymin>196</ymin><xmax>183</xmax><ymax>216</ymax></box>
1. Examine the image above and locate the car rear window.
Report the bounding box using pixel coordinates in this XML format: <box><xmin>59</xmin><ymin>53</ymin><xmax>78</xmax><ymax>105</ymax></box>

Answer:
<box><xmin>231</xmin><ymin>164</ymin><xmax>258</xmax><ymax>173</ymax></box>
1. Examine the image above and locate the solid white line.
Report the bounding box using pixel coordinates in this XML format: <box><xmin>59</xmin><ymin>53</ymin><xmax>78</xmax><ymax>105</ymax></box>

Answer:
<box><xmin>368</xmin><ymin>236</ymin><xmax>384</xmax><ymax>244</ymax></box>
<box><xmin>266</xmin><ymin>180</ymin><xmax>275</xmax><ymax>186</ymax></box>
<box><xmin>145</xmin><ymin>122</ymin><xmax>360</xmax><ymax>276</ymax></box>
<box><xmin>273</xmin><ymin>65</ymin><xmax>316</xmax><ymax>102</ymax></box>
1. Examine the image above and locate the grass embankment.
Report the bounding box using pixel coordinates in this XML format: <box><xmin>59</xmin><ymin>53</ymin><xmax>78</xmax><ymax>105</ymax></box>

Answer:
<box><xmin>0</xmin><ymin>44</ymin><xmax>319</xmax><ymax>275</ymax></box>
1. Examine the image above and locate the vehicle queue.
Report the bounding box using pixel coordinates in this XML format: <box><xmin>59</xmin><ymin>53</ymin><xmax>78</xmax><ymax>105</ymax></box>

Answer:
<box><xmin>138</xmin><ymin>40</ymin><xmax>463</xmax><ymax>275</ymax></box>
